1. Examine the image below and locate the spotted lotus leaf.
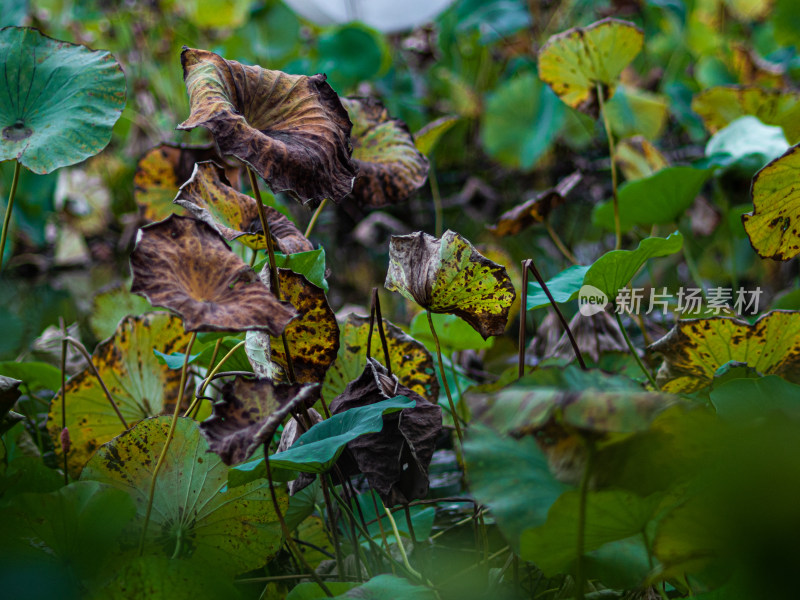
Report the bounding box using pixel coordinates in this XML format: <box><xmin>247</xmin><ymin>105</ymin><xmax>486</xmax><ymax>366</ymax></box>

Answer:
<box><xmin>0</xmin><ymin>27</ymin><xmax>126</xmax><ymax>174</ymax></box>
<box><xmin>743</xmin><ymin>144</ymin><xmax>800</xmax><ymax>260</ymax></box>
<box><xmin>330</xmin><ymin>358</ymin><xmax>442</xmax><ymax>506</ymax></box>
<box><xmin>178</xmin><ymin>47</ymin><xmax>356</xmax><ymax>204</ymax></box>
<box><xmin>341</xmin><ymin>97</ymin><xmax>429</xmax><ymax>208</ymax></box>
<box><xmin>537</xmin><ymin>18</ymin><xmax>643</xmax><ymax>117</ymax></box>
<box><xmin>47</xmin><ymin>312</ymin><xmax>193</xmax><ymax>477</ymax></box>
<box><xmin>174</xmin><ymin>161</ymin><xmax>313</xmax><ymax>254</ymax></box>
<box><xmin>649</xmin><ymin>311</ymin><xmax>800</xmax><ymax>393</ymax></box>
<box><xmin>322</xmin><ymin>313</ymin><xmax>439</xmax><ymax>404</ymax></box>
<box><xmin>199</xmin><ymin>376</ymin><xmax>319</xmax><ymax>465</ymax></box>
<box><xmin>385</xmin><ymin>230</ymin><xmax>516</xmax><ymax>339</ymax></box>
<box><xmin>133</xmin><ymin>142</ymin><xmax>241</xmax><ymax>222</ymax></box>
<box><xmin>269</xmin><ymin>268</ymin><xmax>339</xmax><ymax>383</ymax></box>
<box><xmin>488</xmin><ymin>172</ymin><xmax>581</xmax><ymax>236</ymax></box>
<box><xmin>130</xmin><ymin>214</ymin><xmax>296</xmax><ymax>334</ymax></box>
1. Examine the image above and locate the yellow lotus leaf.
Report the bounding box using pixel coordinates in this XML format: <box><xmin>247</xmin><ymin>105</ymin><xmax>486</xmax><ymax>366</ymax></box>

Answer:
<box><xmin>615</xmin><ymin>136</ymin><xmax>669</xmax><ymax>181</ymax></box>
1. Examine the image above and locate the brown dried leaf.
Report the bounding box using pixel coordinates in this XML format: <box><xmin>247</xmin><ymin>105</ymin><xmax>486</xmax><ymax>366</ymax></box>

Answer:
<box><xmin>130</xmin><ymin>215</ymin><xmax>296</xmax><ymax>334</ymax></box>
<box><xmin>178</xmin><ymin>47</ymin><xmax>356</xmax><ymax>204</ymax></box>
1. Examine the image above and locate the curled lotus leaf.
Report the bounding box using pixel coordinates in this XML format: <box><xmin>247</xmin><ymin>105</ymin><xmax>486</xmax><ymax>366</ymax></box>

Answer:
<box><xmin>742</xmin><ymin>144</ymin><xmax>800</xmax><ymax>260</ymax></box>
<box><xmin>488</xmin><ymin>172</ymin><xmax>581</xmax><ymax>236</ymax></box>
<box><xmin>322</xmin><ymin>313</ymin><xmax>439</xmax><ymax>404</ymax></box>
<box><xmin>330</xmin><ymin>358</ymin><xmax>442</xmax><ymax>506</ymax></box>
<box><xmin>130</xmin><ymin>214</ymin><xmax>296</xmax><ymax>334</ymax></box>
<box><xmin>178</xmin><ymin>47</ymin><xmax>356</xmax><ymax>204</ymax></box>
<box><xmin>47</xmin><ymin>312</ymin><xmax>193</xmax><ymax>477</ymax></box>
<box><xmin>342</xmin><ymin>97</ymin><xmax>429</xmax><ymax>208</ymax></box>
<box><xmin>81</xmin><ymin>416</ymin><xmax>286</xmax><ymax>575</ymax></box>
<box><xmin>199</xmin><ymin>375</ymin><xmax>320</xmax><ymax>465</ymax></box>
<box><xmin>269</xmin><ymin>268</ymin><xmax>339</xmax><ymax>383</ymax></box>
<box><xmin>133</xmin><ymin>142</ymin><xmax>241</xmax><ymax>222</ymax></box>
<box><xmin>0</xmin><ymin>27</ymin><xmax>126</xmax><ymax>174</ymax></box>
<box><xmin>649</xmin><ymin>311</ymin><xmax>800</xmax><ymax>393</ymax></box>
<box><xmin>385</xmin><ymin>230</ymin><xmax>516</xmax><ymax>339</ymax></box>
<box><xmin>174</xmin><ymin>161</ymin><xmax>313</xmax><ymax>254</ymax></box>
<box><xmin>537</xmin><ymin>18</ymin><xmax>644</xmax><ymax>117</ymax></box>
<box><xmin>691</xmin><ymin>85</ymin><xmax>800</xmax><ymax>144</ymax></box>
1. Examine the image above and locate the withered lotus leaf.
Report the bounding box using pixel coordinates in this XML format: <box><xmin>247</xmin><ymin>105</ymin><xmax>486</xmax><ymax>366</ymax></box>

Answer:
<box><xmin>341</xmin><ymin>97</ymin><xmax>429</xmax><ymax>208</ymax></box>
<box><xmin>130</xmin><ymin>214</ymin><xmax>296</xmax><ymax>334</ymax></box>
<box><xmin>178</xmin><ymin>47</ymin><xmax>356</xmax><ymax>204</ymax></box>
<box><xmin>174</xmin><ymin>161</ymin><xmax>313</xmax><ymax>254</ymax></box>
<box><xmin>134</xmin><ymin>143</ymin><xmax>240</xmax><ymax>222</ymax></box>
<box><xmin>199</xmin><ymin>376</ymin><xmax>319</xmax><ymax>465</ymax></box>
<box><xmin>322</xmin><ymin>313</ymin><xmax>439</xmax><ymax>404</ymax></box>
<box><xmin>489</xmin><ymin>172</ymin><xmax>581</xmax><ymax>237</ymax></box>
<box><xmin>269</xmin><ymin>268</ymin><xmax>340</xmax><ymax>383</ymax></box>
<box><xmin>330</xmin><ymin>358</ymin><xmax>442</xmax><ymax>506</ymax></box>
<box><xmin>385</xmin><ymin>230</ymin><xmax>517</xmax><ymax>339</ymax></box>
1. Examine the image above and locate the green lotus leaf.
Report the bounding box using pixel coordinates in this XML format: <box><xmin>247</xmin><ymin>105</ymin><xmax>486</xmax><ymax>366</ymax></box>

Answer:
<box><xmin>47</xmin><ymin>312</ymin><xmax>193</xmax><ymax>477</ymax></box>
<box><xmin>81</xmin><ymin>416</ymin><xmax>285</xmax><ymax>575</ymax></box>
<box><xmin>88</xmin><ymin>283</ymin><xmax>152</xmax><ymax>341</ymax></box>
<box><xmin>537</xmin><ymin>18</ymin><xmax>644</xmax><ymax>117</ymax></box>
<box><xmin>385</xmin><ymin>230</ymin><xmax>516</xmax><ymax>339</ymax></box>
<box><xmin>605</xmin><ymin>84</ymin><xmax>669</xmax><ymax>140</ymax></box>
<box><xmin>0</xmin><ymin>27</ymin><xmax>126</xmax><ymax>174</ymax></box>
<box><xmin>342</xmin><ymin>97</ymin><xmax>428</xmax><ymax>208</ymax></box>
<box><xmin>130</xmin><ymin>214</ymin><xmax>297</xmax><ymax>334</ymax></box>
<box><xmin>648</xmin><ymin>310</ymin><xmax>800</xmax><ymax>393</ymax></box>
<box><xmin>178</xmin><ymin>47</ymin><xmax>356</xmax><ymax>204</ymax></box>
<box><xmin>414</xmin><ymin>115</ymin><xmax>459</xmax><ymax>156</ymax></box>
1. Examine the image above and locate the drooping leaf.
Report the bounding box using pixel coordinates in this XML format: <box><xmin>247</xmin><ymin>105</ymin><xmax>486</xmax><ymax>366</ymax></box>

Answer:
<box><xmin>0</xmin><ymin>375</ymin><xmax>21</xmax><ymax>421</ymax></box>
<box><xmin>592</xmin><ymin>167</ymin><xmax>711</xmax><ymax>231</ymax></box>
<box><xmin>526</xmin><ymin>264</ymin><xmax>590</xmax><ymax>310</ymax></box>
<box><xmin>88</xmin><ymin>284</ymin><xmax>152</xmax><ymax>341</ymax></box>
<box><xmin>0</xmin><ymin>27</ymin><xmax>126</xmax><ymax>174</ymax></box>
<box><xmin>81</xmin><ymin>416</ymin><xmax>286</xmax><ymax>575</ymax></box>
<box><xmin>529</xmin><ymin>310</ymin><xmax>630</xmax><ymax>364</ymax></box>
<box><xmin>702</xmin><ymin>116</ymin><xmax>789</xmax><ymax>174</ymax></box>
<box><xmin>47</xmin><ymin>312</ymin><xmax>193</xmax><ymax>477</ymax></box>
<box><xmin>329</xmin><ymin>359</ymin><xmax>442</xmax><ymax>505</ymax></box>
<box><xmin>615</xmin><ymin>136</ymin><xmax>669</xmax><ymax>181</ymax></box>
<box><xmin>605</xmin><ymin>85</ymin><xmax>669</xmax><ymax>140</ymax></box>
<box><xmin>385</xmin><ymin>230</ymin><xmax>516</xmax><ymax>339</ymax></box>
<box><xmin>268</xmin><ymin>269</ymin><xmax>339</xmax><ymax>383</ymax></box>
<box><xmin>130</xmin><ymin>214</ymin><xmax>296</xmax><ymax>334</ymax></box>
<box><xmin>257</xmin><ymin>249</ymin><xmax>329</xmax><ymax>292</ymax></box>
<box><xmin>649</xmin><ymin>311</ymin><xmax>800</xmax><ymax>393</ymax></box>
<box><xmin>199</xmin><ymin>375</ymin><xmax>319</xmax><ymax>465</ymax></box>
<box><xmin>488</xmin><ymin>172</ymin><xmax>581</xmax><ymax>236</ymax></box>
<box><xmin>178</xmin><ymin>47</ymin><xmax>356</xmax><ymax>204</ymax></box>
<box><xmin>342</xmin><ymin>97</ymin><xmax>429</xmax><ymax>208</ymax></box>
<box><xmin>133</xmin><ymin>142</ymin><xmax>241</xmax><ymax>222</ymax></box>
<box><xmin>174</xmin><ymin>161</ymin><xmax>312</xmax><ymax>254</ymax></box>
<box><xmin>691</xmin><ymin>85</ymin><xmax>800</xmax><ymax>143</ymax></box>
<box><xmin>537</xmin><ymin>18</ymin><xmax>644</xmax><ymax>117</ymax></box>
<box><xmin>414</xmin><ymin>115</ymin><xmax>459</xmax><ymax>156</ymax></box>
<box><xmin>323</xmin><ymin>313</ymin><xmax>439</xmax><ymax>405</ymax></box>
<box><xmin>742</xmin><ymin>143</ymin><xmax>800</xmax><ymax>260</ymax></box>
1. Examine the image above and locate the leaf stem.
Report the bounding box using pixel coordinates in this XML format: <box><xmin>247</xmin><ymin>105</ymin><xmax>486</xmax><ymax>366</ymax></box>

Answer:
<box><xmin>613</xmin><ymin>311</ymin><xmax>658</xmax><ymax>389</ymax></box>
<box><xmin>138</xmin><ymin>331</ymin><xmax>196</xmax><ymax>555</ymax></box>
<box><xmin>597</xmin><ymin>83</ymin><xmax>621</xmax><ymax>250</ymax></box>
<box><xmin>304</xmin><ymin>198</ymin><xmax>328</xmax><ymax>238</ymax></box>
<box><xmin>545</xmin><ymin>219</ymin><xmax>578</xmax><ymax>265</ymax></box>
<box><xmin>59</xmin><ymin>318</ymin><xmax>68</xmax><ymax>485</ymax></box>
<box><xmin>183</xmin><ymin>339</ymin><xmax>246</xmax><ymax>418</ymax></box>
<box><xmin>426</xmin><ymin>310</ymin><xmax>464</xmax><ymax>447</ymax></box>
<box><xmin>575</xmin><ymin>442</ymin><xmax>595</xmax><ymax>600</ymax></box>
<box><xmin>321</xmin><ymin>476</ymin><xmax>345</xmax><ymax>577</ymax></box>
<box><xmin>383</xmin><ymin>501</ymin><xmax>423</xmax><ymax>580</ymax></box>
<box><xmin>0</xmin><ymin>159</ymin><xmax>21</xmax><ymax>272</ymax></box>
<box><xmin>430</xmin><ymin>162</ymin><xmax>444</xmax><ymax>237</ymax></box>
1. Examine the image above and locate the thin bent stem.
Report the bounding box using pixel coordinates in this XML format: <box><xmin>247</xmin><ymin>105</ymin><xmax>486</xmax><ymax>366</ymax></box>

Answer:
<box><xmin>575</xmin><ymin>442</ymin><xmax>595</xmax><ymax>600</ymax></box>
<box><xmin>371</xmin><ymin>491</ymin><xmax>395</xmax><ymax>575</ymax></box>
<box><xmin>248</xmin><ymin>167</ymin><xmax>297</xmax><ymax>383</ymax></box>
<box><xmin>383</xmin><ymin>502</ymin><xmax>423</xmax><ymax>580</ymax></box>
<box><xmin>545</xmin><ymin>220</ymin><xmax>578</xmax><ymax>265</ymax></box>
<box><xmin>304</xmin><ymin>198</ymin><xmax>328</xmax><ymax>238</ymax></box>
<box><xmin>183</xmin><ymin>340</ymin><xmax>246</xmax><ymax>417</ymax></box>
<box><xmin>430</xmin><ymin>162</ymin><xmax>444</xmax><ymax>238</ymax></box>
<box><xmin>59</xmin><ymin>318</ymin><xmax>68</xmax><ymax>485</ymax></box>
<box><xmin>614</xmin><ymin>311</ymin><xmax>658</xmax><ymax>389</ymax></box>
<box><xmin>138</xmin><ymin>332</ymin><xmax>196</xmax><ymax>555</ymax></box>
<box><xmin>426</xmin><ymin>310</ymin><xmax>464</xmax><ymax>446</ymax></box>
<box><xmin>321</xmin><ymin>476</ymin><xmax>345</xmax><ymax>578</ymax></box>
<box><xmin>597</xmin><ymin>83</ymin><xmax>621</xmax><ymax>250</ymax></box>
<box><xmin>0</xmin><ymin>159</ymin><xmax>21</xmax><ymax>272</ymax></box>
<box><xmin>518</xmin><ymin>261</ymin><xmax>530</xmax><ymax>379</ymax></box>
<box><xmin>367</xmin><ymin>288</ymin><xmax>393</xmax><ymax>375</ymax></box>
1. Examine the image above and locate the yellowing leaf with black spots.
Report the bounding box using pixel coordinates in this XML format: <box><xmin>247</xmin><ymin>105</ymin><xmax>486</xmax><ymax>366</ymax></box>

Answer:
<box><xmin>174</xmin><ymin>161</ymin><xmax>313</xmax><ymax>254</ymax></box>
<box><xmin>199</xmin><ymin>375</ymin><xmax>319</xmax><ymax>465</ymax></box>
<box><xmin>178</xmin><ymin>47</ymin><xmax>356</xmax><ymax>204</ymax></box>
<box><xmin>133</xmin><ymin>143</ymin><xmax>240</xmax><ymax>222</ymax></box>
<box><xmin>130</xmin><ymin>215</ymin><xmax>296</xmax><ymax>334</ymax></box>
<box><xmin>269</xmin><ymin>269</ymin><xmax>339</xmax><ymax>383</ymax></box>
<box><xmin>537</xmin><ymin>18</ymin><xmax>644</xmax><ymax>117</ymax></box>
<box><xmin>743</xmin><ymin>144</ymin><xmax>800</xmax><ymax>260</ymax></box>
<box><xmin>691</xmin><ymin>86</ymin><xmax>800</xmax><ymax>144</ymax></box>
<box><xmin>81</xmin><ymin>416</ymin><xmax>286</xmax><ymax>575</ymax></box>
<box><xmin>648</xmin><ymin>311</ymin><xmax>800</xmax><ymax>393</ymax></box>
<box><xmin>385</xmin><ymin>230</ymin><xmax>516</xmax><ymax>339</ymax></box>
<box><xmin>322</xmin><ymin>313</ymin><xmax>439</xmax><ymax>404</ymax></box>
<box><xmin>342</xmin><ymin>97</ymin><xmax>429</xmax><ymax>208</ymax></box>
<box><xmin>47</xmin><ymin>312</ymin><xmax>192</xmax><ymax>477</ymax></box>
